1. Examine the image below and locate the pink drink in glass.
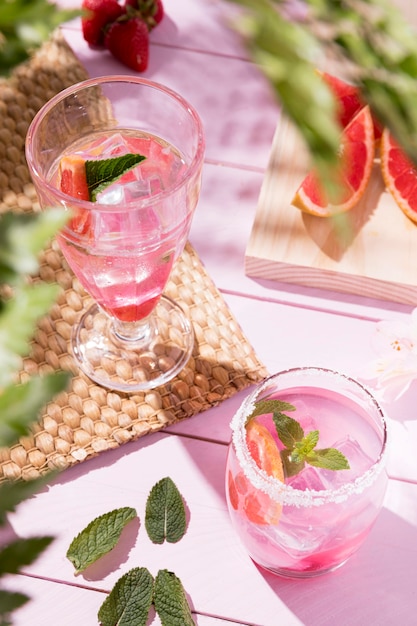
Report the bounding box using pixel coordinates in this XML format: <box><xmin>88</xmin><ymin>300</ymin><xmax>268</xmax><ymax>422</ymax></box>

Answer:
<box><xmin>50</xmin><ymin>130</ymin><xmax>188</xmax><ymax>323</ymax></box>
<box><xmin>26</xmin><ymin>76</ymin><xmax>205</xmax><ymax>392</ymax></box>
<box><xmin>226</xmin><ymin>368</ymin><xmax>388</xmax><ymax>578</ymax></box>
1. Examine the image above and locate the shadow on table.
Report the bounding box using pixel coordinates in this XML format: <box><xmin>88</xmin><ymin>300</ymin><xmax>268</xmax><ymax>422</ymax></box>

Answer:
<box><xmin>258</xmin><ymin>506</ymin><xmax>417</xmax><ymax>625</ymax></box>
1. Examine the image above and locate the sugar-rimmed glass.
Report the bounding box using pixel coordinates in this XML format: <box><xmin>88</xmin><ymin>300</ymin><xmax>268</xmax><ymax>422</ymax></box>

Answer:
<box><xmin>225</xmin><ymin>367</ymin><xmax>388</xmax><ymax>578</ymax></box>
<box><xmin>25</xmin><ymin>76</ymin><xmax>205</xmax><ymax>392</ymax></box>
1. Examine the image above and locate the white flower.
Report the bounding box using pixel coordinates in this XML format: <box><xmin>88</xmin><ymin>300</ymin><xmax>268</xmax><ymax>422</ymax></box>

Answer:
<box><xmin>359</xmin><ymin>308</ymin><xmax>417</xmax><ymax>401</ymax></box>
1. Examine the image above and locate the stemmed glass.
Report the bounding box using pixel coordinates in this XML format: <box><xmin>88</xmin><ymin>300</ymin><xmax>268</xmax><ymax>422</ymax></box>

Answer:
<box><xmin>26</xmin><ymin>76</ymin><xmax>205</xmax><ymax>392</ymax></box>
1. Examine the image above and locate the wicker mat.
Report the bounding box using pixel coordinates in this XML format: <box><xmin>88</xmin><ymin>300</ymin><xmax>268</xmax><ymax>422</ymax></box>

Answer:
<box><xmin>0</xmin><ymin>32</ymin><xmax>268</xmax><ymax>481</ymax></box>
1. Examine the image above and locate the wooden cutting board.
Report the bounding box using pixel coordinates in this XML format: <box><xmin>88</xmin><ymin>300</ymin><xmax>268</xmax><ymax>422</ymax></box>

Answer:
<box><xmin>245</xmin><ymin>2</ymin><xmax>417</xmax><ymax>306</ymax></box>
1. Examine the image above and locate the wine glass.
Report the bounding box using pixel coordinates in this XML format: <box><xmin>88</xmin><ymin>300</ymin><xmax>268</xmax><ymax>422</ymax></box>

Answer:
<box><xmin>226</xmin><ymin>367</ymin><xmax>388</xmax><ymax>577</ymax></box>
<box><xmin>26</xmin><ymin>76</ymin><xmax>205</xmax><ymax>392</ymax></box>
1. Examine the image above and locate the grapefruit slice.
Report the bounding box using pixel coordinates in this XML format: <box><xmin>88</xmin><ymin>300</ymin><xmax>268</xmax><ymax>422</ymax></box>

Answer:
<box><xmin>59</xmin><ymin>155</ymin><xmax>92</xmax><ymax>235</ymax></box>
<box><xmin>228</xmin><ymin>420</ymin><xmax>284</xmax><ymax>526</ymax></box>
<box><xmin>319</xmin><ymin>71</ymin><xmax>382</xmax><ymax>140</ymax></box>
<box><xmin>59</xmin><ymin>155</ymin><xmax>90</xmax><ymax>201</ymax></box>
<box><xmin>292</xmin><ymin>105</ymin><xmax>375</xmax><ymax>216</ymax></box>
<box><xmin>319</xmin><ymin>70</ymin><xmax>363</xmax><ymax>129</ymax></box>
<box><xmin>380</xmin><ymin>129</ymin><xmax>417</xmax><ymax>224</ymax></box>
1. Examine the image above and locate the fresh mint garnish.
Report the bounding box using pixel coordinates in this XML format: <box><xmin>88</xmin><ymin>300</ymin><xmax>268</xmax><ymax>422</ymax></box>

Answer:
<box><xmin>145</xmin><ymin>477</ymin><xmax>186</xmax><ymax>544</ymax></box>
<box><xmin>66</xmin><ymin>506</ymin><xmax>137</xmax><ymax>574</ymax></box>
<box><xmin>247</xmin><ymin>399</ymin><xmax>350</xmax><ymax>476</ymax></box>
<box><xmin>98</xmin><ymin>567</ymin><xmax>154</xmax><ymax>626</ymax></box>
<box><xmin>85</xmin><ymin>153</ymin><xmax>146</xmax><ymax>202</ymax></box>
<box><xmin>153</xmin><ymin>569</ymin><xmax>196</xmax><ymax>626</ymax></box>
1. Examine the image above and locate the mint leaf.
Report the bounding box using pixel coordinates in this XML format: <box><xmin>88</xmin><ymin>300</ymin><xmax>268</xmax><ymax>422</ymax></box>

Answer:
<box><xmin>145</xmin><ymin>477</ymin><xmax>186</xmax><ymax>544</ymax></box>
<box><xmin>280</xmin><ymin>449</ymin><xmax>305</xmax><ymax>478</ymax></box>
<box><xmin>85</xmin><ymin>154</ymin><xmax>146</xmax><ymax>201</ymax></box>
<box><xmin>252</xmin><ymin>399</ymin><xmax>350</xmax><ymax>477</ymax></box>
<box><xmin>246</xmin><ymin>399</ymin><xmax>296</xmax><ymax>423</ymax></box>
<box><xmin>98</xmin><ymin>567</ymin><xmax>154</xmax><ymax>626</ymax></box>
<box><xmin>291</xmin><ymin>430</ymin><xmax>320</xmax><ymax>464</ymax></box>
<box><xmin>153</xmin><ymin>569</ymin><xmax>195</xmax><ymax>626</ymax></box>
<box><xmin>66</xmin><ymin>507</ymin><xmax>137</xmax><ymax>574</ymax></box>
<box><xmin>307</xmin><ymin>448</ymin><xmax>350</xmax><ymax>471</ymax></box>
<box><xmin>272</xmin><ymin>411</ymin><xmax>304</xmax><ymax>449</ymax></box>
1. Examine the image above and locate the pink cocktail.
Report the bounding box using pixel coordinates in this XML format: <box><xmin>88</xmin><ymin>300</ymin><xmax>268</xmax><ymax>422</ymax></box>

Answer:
<box><xmin>226</xmin><ymin>367</ymin><xmax>388</xmax><ymax>578</ymax></box>
<box><xmin>26</xmin><ymin>77</ymin><xmax>205</xmax><ymax>392</ymax></box>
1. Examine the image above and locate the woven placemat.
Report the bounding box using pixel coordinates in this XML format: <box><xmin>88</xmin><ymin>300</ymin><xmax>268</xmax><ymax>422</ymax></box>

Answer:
<box><xmin>0</xmin><ymin>32</ymin><xmax>268</xmax><ymax>481</ymax></box>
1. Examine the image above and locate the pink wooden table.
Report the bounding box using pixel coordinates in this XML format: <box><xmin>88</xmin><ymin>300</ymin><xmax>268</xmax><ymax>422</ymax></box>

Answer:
<box><xmin>4</xmin><ymin>1</ymin><xmax>417</xmax><ymax>624</ymax></box>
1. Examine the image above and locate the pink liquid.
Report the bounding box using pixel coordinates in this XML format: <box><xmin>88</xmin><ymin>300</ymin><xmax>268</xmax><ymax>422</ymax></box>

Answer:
<box><xmin>226</xmin><ymin>385</ymin><xmax>387</xmax><ymax>577</ymax></box>
<box><xmin>51</xmin><ymin>130</ymin><xmax>190</xmax><ymax>322</ymax></box>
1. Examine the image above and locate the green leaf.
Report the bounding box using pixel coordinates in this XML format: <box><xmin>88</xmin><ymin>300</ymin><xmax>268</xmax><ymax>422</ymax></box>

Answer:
<box><xmin>66</xmin><ymin>507</ymin><xmax>137</xmax><ymax>574</ymax></box>
<box><xmin>0</xmin><ymin>373</ymin><xmax>70</xmax><ymax>448</ymax></box>
<box><xmin>98</xmin><ymin>567</ymin><xmax>154</xmax><ymax>626</ymax></box>
<box><xmin>0</xmin><ymin>209</ymin><xmax>68</xmax><ymax>284</ymax></box>
<box><xmin>307</xmin><ymin>448</ymin><xmax>350</xmax><ymax>471</ymax></box>
<box><xmin>0</xmin><ymin>589</ymin><xmax>29</xmax><ymax>625</ymax></box>
<box><xmin>0</xmin><ymin>0</ymin><xmax>80</xmax><ymax>76</ymax></box>
<box><xmin>0</xmin><ymin>536</ymin><xmax>54</xmax><ymax>577</ymax></box>
<box><xmin>153</xmin><ymin>570</ymin><xmax>195</xmax><ymax>626</ymax></box>
<box><xmin>0</xmin><ymin>474</ymin><xmax>56</xmax><ymax>525</ymax></box>
<box><xmin>145</xmin><ymin>477</ymin><xmax>186</xmax><ymax>544</ymax></box>
<box><xmin>280</xmin><ymin>448</ymin><xmax>305</xmax><ymax>478</ymax></box>
<box><xmin>85</xmin><ymin>154</ymin><xmax>146</xmax><ymax>202</ymax></box>
<box><xmin>246</xmin><ymin>398</ymin><xmax>296</xmax><ymax>424</ymax></box>
<box><xmin>272</xmin><ymin>411</ymin><xmax>304</xmax><ymax>450</ymax></box>
<box><xmin>292</xmin><ymin>430</ymin><xmax>320</xmax><ymax>463</ymax></box>
<box><xmin>0</xmin><ymin>283</ymin><xmax>62</xmax><ymax>387</ymax></box>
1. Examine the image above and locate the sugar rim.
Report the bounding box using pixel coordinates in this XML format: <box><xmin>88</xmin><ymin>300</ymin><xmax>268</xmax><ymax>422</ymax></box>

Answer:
<box><xmin>230</xmin><ymin>367</ymin><xmax>388</xmax><ymax>507</ymax></box>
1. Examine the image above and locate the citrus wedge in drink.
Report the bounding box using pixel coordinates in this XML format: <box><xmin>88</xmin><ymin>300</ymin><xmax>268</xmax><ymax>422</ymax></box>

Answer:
<box><xmin>380</xmin><ymin>128</ymin><xmax>417</xmax><ymax>224</ymax></box>
<box><xmin>292</xmin><ymin>105</ymin><xmax>375</xmax><ymax>217</ymax></box>
<box><xmin>228</xmin><ymin>420</ymin><xmax>284</xmax><ymax>525</ymax></box>
<box><xmin>59</xmin><ymin>155</ymin><xmax>91</xmax><ymax>235</ymax></box>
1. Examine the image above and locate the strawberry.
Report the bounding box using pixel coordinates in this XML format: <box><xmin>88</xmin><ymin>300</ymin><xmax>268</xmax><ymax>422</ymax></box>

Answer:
<box><xmin>124</xmin><ymin>0</ymin><xmax>164</xmax><ymax>30</ymax></box>
<box><xmin>104</xmin><ymin>17</ymin><xmax>149</xmax><ymax>72</ymax></box>
<box><xmin>81</xmin><ymin>0</ymin><xmax>124</xmax><ymax>46</ymax></box>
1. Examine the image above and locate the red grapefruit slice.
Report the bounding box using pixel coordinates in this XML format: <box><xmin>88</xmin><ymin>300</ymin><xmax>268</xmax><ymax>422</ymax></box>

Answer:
<box><xmin>228</xmin><ymin>421</ymin><xmax>284</xmax><ymax>526</ymax></box>
<box><xmin>292</xmin><ymin>105</ymin><xmax>375</xmax><ymax>216</ymax></box>
<box><xmin>319</xmin><ymin>71</ymin><xmax>382</xmax><ymax>140</ymax></box>
<box><xmin>380</xmin><ymin>128</ymin><xmax>417</xmax><ymax>224</ymax></box>
<box><xmin>59</xmin><ymin>155</ymin><xmax>89</xmax><ymax>201</ymax></box>
<box><xmin>59</xmin><ymin>155</ymin><xmax>91</xmax><ymax>235</ymax></box>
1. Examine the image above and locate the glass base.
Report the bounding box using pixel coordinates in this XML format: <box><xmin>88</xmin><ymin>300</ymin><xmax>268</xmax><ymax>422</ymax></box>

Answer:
<box><xmin>71</xmin><ymin>295</ymin><xmax>193</xmax><ymax>392</ymax></box>
<box><xmin>255</xmin><ymin>557</ymin><xmax>349</xmax><ymax>579</ymax></box>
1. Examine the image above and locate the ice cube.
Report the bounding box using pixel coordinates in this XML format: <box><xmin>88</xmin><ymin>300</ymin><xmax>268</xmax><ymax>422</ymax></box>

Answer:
<box><xmin>97</xmin><ymin>184</ymin><xmax>125</xmax><ymax>205</ymax></box>
<box><xmin>92</xmin><ymin>133</ymin><xmax>132</xmax><ymax>157</ymax></box>
<box><xmin>287</xmin><ymin>465</ymin><xmax>328</xmax><ymax>492</ymax></box>
<box><xmin>288</xmin><ymin>436</ymin><xmax>374</xmax><ymax>493</ymax></box>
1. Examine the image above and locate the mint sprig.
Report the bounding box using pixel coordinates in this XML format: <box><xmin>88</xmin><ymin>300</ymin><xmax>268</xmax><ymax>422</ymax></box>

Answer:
<box><xmin>85</xmin><ymin>153</ymin><xmax>146</xmax><ymax>202</ymax></box>
<box><xmin>247</xmin><ymin>399</ymin><xmax>350</xmax><ymax>476</ymax></box>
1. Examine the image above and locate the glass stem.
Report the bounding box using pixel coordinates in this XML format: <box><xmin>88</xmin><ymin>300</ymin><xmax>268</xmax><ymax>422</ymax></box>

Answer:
<box><xmin>112</xmin><ymin>316</ymin><xmax>155</xmax><ymax>345</ymax></box>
